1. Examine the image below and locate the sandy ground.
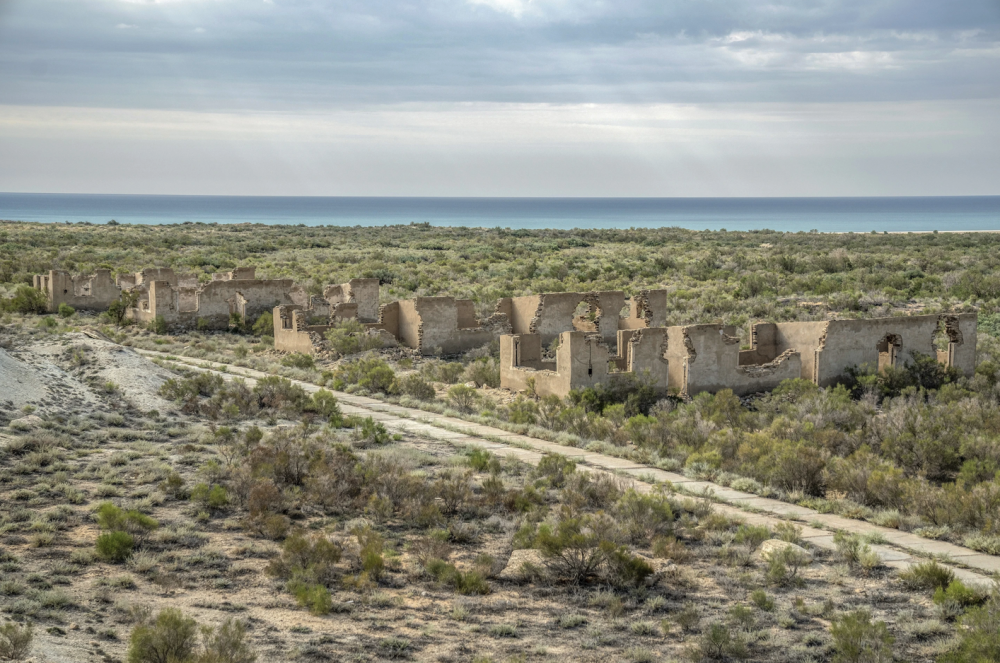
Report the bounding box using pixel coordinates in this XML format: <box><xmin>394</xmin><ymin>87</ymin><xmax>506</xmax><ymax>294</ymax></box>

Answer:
<box><xmin>0</xmin><ymin>333</ymin><xmax>174</xmax><ymax>418</ymax></box>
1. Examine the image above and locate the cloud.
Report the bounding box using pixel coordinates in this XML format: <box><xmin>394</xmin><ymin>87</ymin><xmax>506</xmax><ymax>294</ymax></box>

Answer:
<box><xmin>466</xmin><ymin>0</ymin><xmax>532</xmax><ymax>18</ymax></box>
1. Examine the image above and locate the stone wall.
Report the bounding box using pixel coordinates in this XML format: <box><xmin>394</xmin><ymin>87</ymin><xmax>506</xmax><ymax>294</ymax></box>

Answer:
<box><xmin>133</xmin><ymin>276</ymin><xmax>298</xmax><ymax>330</ymax></box>
<box><xmin>34</xmin><ymin>269</ymin><xmax>121</xmax><ymax>313</ymax></box>
<box><xmin>500</xmin><ymin>329</ymin><xmax>668</xmax><ymax>399</ymax></box>
<box><xmin>324</xmin><ymin>278</ymin><xmax>380</xmax><ymax>323</ymax></box>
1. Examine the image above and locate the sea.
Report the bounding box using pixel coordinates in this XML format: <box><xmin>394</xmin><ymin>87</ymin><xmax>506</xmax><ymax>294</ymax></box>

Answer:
<box><xmin>1</xmin><ymin>193</ymin><xmax>999</xmax><ymax>233</ymax></box>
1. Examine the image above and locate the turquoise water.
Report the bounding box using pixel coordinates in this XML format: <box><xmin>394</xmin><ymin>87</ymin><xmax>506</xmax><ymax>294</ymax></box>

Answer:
<box><xmin>1</xmin><ymin>193</ymin><xmax>999</xmax><ymax>232</ymax></box>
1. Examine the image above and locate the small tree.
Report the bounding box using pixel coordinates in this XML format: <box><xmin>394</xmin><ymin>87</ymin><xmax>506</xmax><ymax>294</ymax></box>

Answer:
<box><xmin>107</xmin><ymin>290</ymin><xmax>140</xmax><ymax>327</ymax></box>
<box><xmin>1</xmin><ymin>286</ymin><xmax>47</xmax><ymax>314</ymax></box>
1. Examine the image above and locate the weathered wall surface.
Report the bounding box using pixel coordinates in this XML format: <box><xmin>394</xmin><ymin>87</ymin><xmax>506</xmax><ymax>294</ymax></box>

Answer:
<box><xmin>324</xmin><ymin>278</ymin><xmax>381</xmax><ymax>322</ymax></box>
<box><xmin>274</xmin><ymin>305</ymin><xmax>320</xmax><ymax>354</ymax></box>
<box><xmin>618</xmin><ymin>328</ymin><xmax>669</xmax><ymax>390</ymax></box>
<box><xmin>500</xmin><ymin>332</ymin><xmax>609</xmax><ymax>397</ymax></box>
<box><xmin>676</xmin><ymin>324</ymin><xmax>802</xmax><ymax>396</ymax></box>
<box><xmin>813</xmin><ymin>313</ymin><xmax>976</xmax><ymax>386</ymax></box>
<box><xmin>35</xmin><ymin>270</ymin><xmax>121</xmax><ymax>312</ymax></box>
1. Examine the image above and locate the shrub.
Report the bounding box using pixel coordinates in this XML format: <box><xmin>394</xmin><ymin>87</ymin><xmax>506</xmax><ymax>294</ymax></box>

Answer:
<box><xmin>253</xmin><ymin>375</ymin><xmax>309</xmax><ymax>412</ymax></box>
<box><xmin>252</xmin><ymin>312</ymin><xmax>273</xmax><ymax>336</ymax></box>
<box><xmin>324</xmin><ymin>318</ymin><xmax>382</xmax><ymax>356</ymax></box>
<box><xmin>354</xmin><ymin>416</ymin><xmax>390</xmax><ymax>445</ymax></box>
<box><xmin>614</xmin><ymin>489</ymin><xmax>673</xmax><ymax>545</ymax></box>
<box><xmin>127</xmin><ymin>608</ymin><xmax>198</xmax><ymax>663</ymax></box>
<box><xmin>532</xmin><ymin>517</ymin><xmax>605</xmax><ymax>583</ymax></box>
<box><xmin>0</xmin><ymin>621</ymin><xmax>33</xmax><ymax>661</ymax></box>
<box><xmin>107</xmin><ymin>290</ymin><xmax>139</xmax><ymax>327</ymax></box>
<box><xmin>281</xmin><ymin>353</ymin><xmax>314</xmax><ymax>369</ymax></box>
<box><xmin>463</xmin><ymin>358</ymin><xmax>500</xmax><ymax>388</ymax></box>
<box><xmin>733</xmin><ymin>524</ymin><xmax>770</xmax><ymax>549</ymax></box>
<box><xmin>96</xmin><ymin>531</ymin><xmax>135</xmax><ymax>563</ymax></box>
<box><xmin>190</xmin><ymin>483</ymin><xmax>229</xmax><ymax>510</ymax></box>
<box><xmin>95</xmin><ymin>502</ymin><xmax>159</xmax><ymax>540</ymax></box>
<box><xmin>532</xmin><ymin>454</ymin><xmax>577</xmax><ymax>488</ymax></box>
<box><xmin>749</xmin><ymin>590</ymin><xmax>775</xmax><ymax>612</ymax></box>
<box><xmin>332</xmin><ymin>356</ymin><xmax>397</xmax><ymax>394</ymax></box>
<box><xmin>765</xmin><ymin>545</ymin><xmax>808</xmax><ymax>587</ymax></box>
<box><xmin>397</xmin><ymin>374</ymin><xmax>436</xmax><ymax>401</ymax></box>
<box><xmin>933</xmin><ymin>580</ymin><xmax>988</xmax><ymax>615</ymax></box>
<box><xmin>425</xmin><ymin>559</ymin><xmax>491</xmax><ymax>595</ymax></box>
<box><xmin>447</xmin><ymin>384</ymin><xmax>479</xmax><ymax>412</ymax></box>
<box><xmin>287</xmin><ymin>578</ymin><xmax>333</xmax><ymax>615</ymax></box>
<box><xmin>1</xmin><ymin>286</ymin><xmax>47</xmax><ymax>314</ymax></box>
<box><xmin>937</xmin><ymin>594</ymin><xmax>1000</xmax><ymax>663</ymax></box>
<box><xmin>696</xmin><ymin>622</ymin><xmax>749</xmax><ymax>660</ymax></box>
<box><xmin>307</xmin><ymin>389</ymin><xmax>343</xmax><ymax>426</ymax></box>
<box><xmin>898</xmin><ymin>560</ymin><xmax>955</xmax><ymax>592</ymax></box>
<box><xmin>57</xmin><ymin>302</ymin><xmax>75</xmax><ymax>318</ymax></box>
<box><xmin>830</xmin><ymin>610</ymin><xmax>894</xmax><ymax>663</ymax></box>
<box><xmin>199</xmin><ymin>618</ymin><xmax>257</xmax><ymax>663</ymax></box>
<box><xmin>148</xmin><ymin>315</ymin><xmax>167</xmax><ymax>334</ymax></box>
<box><xmin>599</xmin><ymin>541</ymin><xmax>654</xmax><ymax>588</ymax></box>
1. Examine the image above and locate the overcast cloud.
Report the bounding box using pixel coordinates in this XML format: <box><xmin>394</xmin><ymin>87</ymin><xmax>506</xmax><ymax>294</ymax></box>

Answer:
<box><xmin>0</xmin><ymin>0</ymin><xmax>998</xmax><ymax>195</ymax></box>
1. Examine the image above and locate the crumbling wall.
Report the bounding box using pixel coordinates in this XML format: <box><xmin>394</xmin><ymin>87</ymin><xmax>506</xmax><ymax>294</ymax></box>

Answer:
<box><xmin>669</xmin><ymin>324</ymin><xmax>802</xmax><ymax>397</ymax></box>
<box><xmin>500</xmin><ymin>331</ymin><xmax>610</xmax><ymax>397</ymax></box>
<box><xmin>273</xmin><ymin>305</ymin><xmax>320</xmax><ymax>354</ymax></box>
<box><xmin>393</xmin><ymin>297</ymin><xmax>497</xmax><ymax>355</ymax></box>
<box><xmin>811</xmin><ymin>314</ymin><xmax>976</xmax><ymax>386</ymax></box>
<box><xmin>34</xmin><ymin>269</ymin><xmax>121</xmax><ymax>313</ymax></box>
<box><xmin>324</xmin><ymin>278</ymin><xmax>380</xmax><ymax>323</ymax></box>
<box><xmin>133</xmin><ymin>276</ymin><xmax>297</xmax><ymax>330</ymax></box>
<box><xmin>617</xmin><ymin>327</ymin><xmax>670</xmax><ymax>390</ymax></box>
<box><xmin>501</xmin><ymin>291</ymin><xmax>627</xmax><ymax>346</ymax></box>
<box><xmin>621</xmin><ymin>289</ymin><xmax>669</xmax><ymax>331</ymax></box>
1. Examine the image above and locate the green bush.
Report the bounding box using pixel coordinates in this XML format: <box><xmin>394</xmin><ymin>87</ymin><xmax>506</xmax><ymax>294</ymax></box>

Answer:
<box><xmin>57</xmin><ymin>302</ymin><xmax>75</xmax><ymax>318</ymax></box>
<box><xmin>95</xmin><ymin>502</ymin><xmax>159</xmax><ymax>539</ymax></box>
<box><xmin>287</xmin><ymin>578</ymin><xmax>333</xmax><ymax>615</ymax></box>
<box><xmin>307</xmin><ymin>389</ymin><xmax>343</xmax><ymax>426</ymax></box>
<box><xmin>148</xmin><ymin>315</ymin><xmax>167</xmax><ymax>334</ymax></box>
<box><xmin>898</xmin><ymin>560</ymin><xmax>955</xmax><ymax>592</ymax></box>
<box><xmin>830</xmin><ymin>610</ymin><xmax>894</xmax><ymax>663</ymax></box>
<box><xmin>447</xmin><ymin>384</ymin><xmax>479</xmax><ymax>412</ymax></box>
<box><xmin>252</xmin><ymin>312</ymin><xmax>273</xmax><ymax>336</ymax></box>
<box><xmin>96</xmin><ymin>530</ymin><xmax>135</xmax><ymax>563</ymax></box>
<box><xmin>127</xmin><ymin>608</ymin><xmax>198</xmax><ymax>663</ymax></box>
<box><xmin>937</xmin><ymin>594</ymin><xmax>1000</xmax><ymax>663</ymax></box>
<box><xmin>281</xmin><ymin>353</ymin><xmax>315</xmax><ymax>369</ymax></box>
<box><xmin>397</xmin><ymin>374</ymin><xmax>436</xmax><ymax>401</ymax></box>
<box><xmin>199</xmin><ymin>618</ymin><xmax>257</xmax><ymax>663</ymax></box>
<box><xmin>425</xmin><ymin>559</ymin><xmax>491</xmax><ymax>595</ymax></box>
<box><xmin>191</xmin><ymin>483</ymin><xmax>229</xmax><ymax>509</ymax></box>
<box><xmin>463</xmin><ymin>358</ymin><xmax>500</xmax><ymax>388</ymax></box>
<box><xmin>265</xmin><ymin>531</ymin><xmax>342</xmax><ymax>584</ymax></box>
<box><xmin>1</xmin><ymin>286</ymin><xmax>47</xmax><ymax>314</ymax></box>
<box><xmin>0</xmin><ymin>621</ymin><xmax>33</xmax><ymax>661</ymax></box>
<box><xmin>332</xmin><ymin>356</ymin><xmax>397</xmax><ymax>394</ymax></box>
<box><xmin>324</xmin><ymin>318</ymin><xmax>382</xmax><ymax>356</ymax></box>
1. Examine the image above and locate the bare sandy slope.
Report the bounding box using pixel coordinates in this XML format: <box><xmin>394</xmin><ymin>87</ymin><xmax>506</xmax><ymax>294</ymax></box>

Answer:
<box><xmin>0</xmin><ymin>333</ymin><xmax>174</xmax><ymax>418</ymax></box>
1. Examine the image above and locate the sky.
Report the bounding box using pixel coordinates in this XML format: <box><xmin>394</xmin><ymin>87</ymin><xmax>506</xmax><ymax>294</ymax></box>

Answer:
<box><xmin>0</xmin><ymin>0</ymin><xmax>998</xmax><ymax>197</ymax></box>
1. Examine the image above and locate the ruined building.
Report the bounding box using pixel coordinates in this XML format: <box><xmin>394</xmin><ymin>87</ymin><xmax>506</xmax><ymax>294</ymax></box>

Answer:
<box><xmin>34</xmin><ymin>269</ymin><xmax>121</xmax><ymax>313</ymax></box>
<box><xmin>31</xmin><ymin>266</ymin><xmax>978</xmax><ymax>400</ymax></box>
<box><xmin>500</xmin><ymin>313</ymin><xmax>978</xmax><ymax>398</ymax></box>
<box><xmin>128</xmin><ymin>267</ymin><xmax>306</xmax><ymax>331</ymax></box>
<box><xmin>276</xmin><ymin>289</ymin><xmax>509</xmax><ymax>356</ymax></box>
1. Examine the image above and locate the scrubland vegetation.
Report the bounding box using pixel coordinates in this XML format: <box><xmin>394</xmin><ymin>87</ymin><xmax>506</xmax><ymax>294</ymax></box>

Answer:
<box><xmin>3</xmin><ymin>221</ymin><xmax>1000</xmax><ymax>661</ymax></box>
